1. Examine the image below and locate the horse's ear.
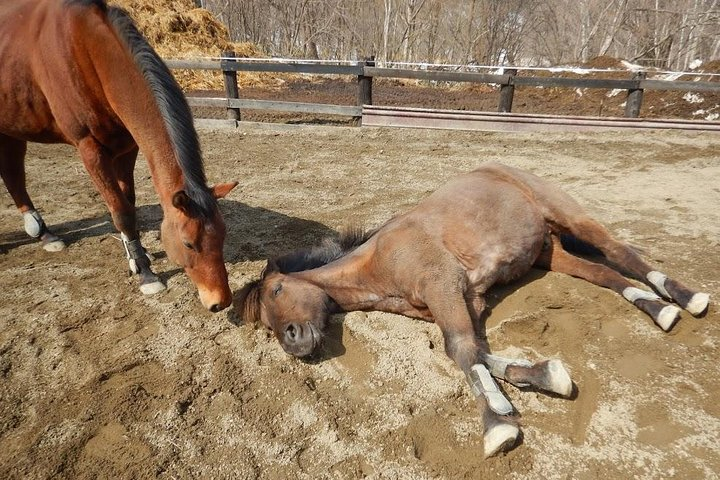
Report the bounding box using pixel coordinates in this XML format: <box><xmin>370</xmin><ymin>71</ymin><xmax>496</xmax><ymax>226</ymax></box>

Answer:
<box><xmin>172</xmin><ymin>190</ymin><xmax>192</xmax><ymax>214</ymax></box>
<box><xmin>265</xmin><ymin>258</ymin><xmax>279</xmax><ymax>273</ymax></box>
<box><xmin>211</xmin><ymin>182</ymin><xmax>238</xmax><ymax>199</ymax></box>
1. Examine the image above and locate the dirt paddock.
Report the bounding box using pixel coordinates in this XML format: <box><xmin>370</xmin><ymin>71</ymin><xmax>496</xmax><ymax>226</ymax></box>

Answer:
<box><xmin>1</xmin><ymin>124</ymin><xmax>718</xmax><ymax>479</ymax></box>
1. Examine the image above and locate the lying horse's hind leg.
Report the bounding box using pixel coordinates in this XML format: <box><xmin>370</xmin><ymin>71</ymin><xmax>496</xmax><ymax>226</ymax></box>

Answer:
<box><xmin>563</xmin><ymin>218</ymin><xmax>709</xmax><ymax>318</ymax></box>
<box><xmin>0</xmin><ymin>135</ymin><xmax>65</xmax><ymax>251</ymax></box>
<box><xmin>536</xmin><ymin>234</ymin><xmax>682</xmax><ymax>331</ymax></box>
<box><xmin>78</xmin><ymin>138</ymin><xmax>164</xmax><ymax>295</ymax></box>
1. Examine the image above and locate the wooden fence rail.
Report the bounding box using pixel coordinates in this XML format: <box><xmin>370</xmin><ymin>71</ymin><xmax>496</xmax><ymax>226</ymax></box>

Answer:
<box><xmin>164</xmin><ymin>57</ymin><xmax>720</xmax><ymax>124</ymax></box>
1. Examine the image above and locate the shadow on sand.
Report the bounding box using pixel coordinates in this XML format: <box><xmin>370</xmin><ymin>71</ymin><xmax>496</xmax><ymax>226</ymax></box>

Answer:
<box><xmin>0</xmin><ymin>199</ymin><xmax>336</xmax><ymax>262</ymax></box>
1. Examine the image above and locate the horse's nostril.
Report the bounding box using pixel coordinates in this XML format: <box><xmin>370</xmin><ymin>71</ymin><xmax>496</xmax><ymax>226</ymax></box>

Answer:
<box><xmin>285</xmin><ymin>323</ymin><xmax>297</xmax><ymax>340</ymax></box>
<box><xmin>209</xmin><ymin>303</ymin><xmax>221</xmax><ymax>313</ymax></box>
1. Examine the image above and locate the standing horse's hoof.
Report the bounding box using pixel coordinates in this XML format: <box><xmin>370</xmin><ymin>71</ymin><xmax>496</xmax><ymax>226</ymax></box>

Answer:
<box><xmin>140</xmin><ymin>281</ymin><xmax>166</xmax><ymax>295</ymax></box>
<box><xmin>42</xmin><ymin>239</ymin><xmax>66</xmax><ymax>252</ymax></box>
<box><xmin>41</xmin><ymin>233</ymin><xmax>66</xmax><ymax>252</ymax></box>
<box><xmin>484</xmin><ymin>423</ymin><xmax>519</xmax><ymax>458</ymax></box>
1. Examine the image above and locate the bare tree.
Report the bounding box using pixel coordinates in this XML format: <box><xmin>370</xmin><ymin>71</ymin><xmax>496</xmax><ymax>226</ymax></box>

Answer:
<box><xmin>203</xmin><ymin>0</ymin><xmax>720</xmax><ymax>69</ymax></box>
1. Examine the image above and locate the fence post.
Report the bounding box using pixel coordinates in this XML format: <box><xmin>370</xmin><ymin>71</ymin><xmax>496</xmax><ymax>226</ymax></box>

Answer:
<box><xmin>221</xmin><ymin>50</ymin><xmax>241</xmax><ymax>122</ymax></box>
<box><xmin>357</xmin><ymin>56</ymin><xmax>375</xmax><ymax>124</ymax></box>
<box><xmin>625</xmin><ymin>71</ymin><xmax>646</xmax><ymax>118</ymax></box>
<box><xmin>497</xmin><ymin>69</ymin><xmax>517</xmax><ymax>113</ymax></box>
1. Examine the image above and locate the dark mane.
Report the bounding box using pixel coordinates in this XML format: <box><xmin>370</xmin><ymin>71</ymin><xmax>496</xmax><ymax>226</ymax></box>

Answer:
<box><xmin>271</xmin><ymin>225</ymin><xmax>379</xmax><ymax>274</ymax></box>
<box><xmin>236</xmin><ymin>280</ymin><xmax>262</xmax><ymax>324</ymax></box>
<box><xmin>106</xmin><ymin>6</ymin><xmax>215</xmax><ymax>217</ymax></box>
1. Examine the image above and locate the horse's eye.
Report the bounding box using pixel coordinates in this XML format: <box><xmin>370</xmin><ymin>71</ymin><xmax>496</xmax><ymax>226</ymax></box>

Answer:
<box><xmin>272</xmin><ymin>284</ymin><xmax>282</xmax><ymax>296</ymax></box>
<box><xmin>183</xmin><ymin>241</ymin><xmax>195</xmax><ymax>251</ymax></box>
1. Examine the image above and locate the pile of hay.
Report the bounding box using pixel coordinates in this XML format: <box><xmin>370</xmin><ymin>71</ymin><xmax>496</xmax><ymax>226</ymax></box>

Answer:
<box><xmin>109</xmin><ymin>0</ymin><xmax>287</xmax><ymax>90</ymax></box>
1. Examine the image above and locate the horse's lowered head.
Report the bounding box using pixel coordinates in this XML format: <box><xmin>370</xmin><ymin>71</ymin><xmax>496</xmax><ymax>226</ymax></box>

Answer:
<box><xmin>161</xmin><ymin>182</ymin><xmax>238</xmax><ymax>312</ymax></box>
<box><xmin>237</xmin><ymin>265</ymin><xmax>335</xmax><ymax>358</ymax></box>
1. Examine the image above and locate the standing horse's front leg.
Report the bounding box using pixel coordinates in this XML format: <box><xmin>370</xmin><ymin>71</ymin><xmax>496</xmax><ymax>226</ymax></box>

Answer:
<box><xmin>78</xmin><ymin>138</ymin><xmax>165</xmax><ymax>295</ymax></box>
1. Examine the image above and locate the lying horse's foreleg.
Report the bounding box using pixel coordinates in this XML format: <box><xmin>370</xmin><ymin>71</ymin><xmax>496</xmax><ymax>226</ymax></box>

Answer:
<box><xmin>536</xmin><ymin>234</ymin><xmax>682</xmax><ymax>331</ymax></box>
<box><xmin>565</xmin><ymin>217</ymin><xmax>709</xmax><ymax>317</ymax></box>
<box><xmin>429</xmin><ymin>289</ymin><xmax>519</xmax><ymax>457</ymax></box>
<box><xmin>78</xmin><ymin>138</ymin><xmax>165</xmax><ymax>295</ymax></box>
<box><xmin>466</xmin><ymin>292</ymin><xmax>574</xmax><ymax>396</ymax></box>
<box><xmin>0</xmin><ymin>135</ymin><xmax>65</xmax><ymax>251</ymax></box>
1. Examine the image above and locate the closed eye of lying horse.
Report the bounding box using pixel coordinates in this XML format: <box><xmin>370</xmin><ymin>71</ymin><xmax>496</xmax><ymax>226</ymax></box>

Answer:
<box><xmin>0</xmin><ymin>0</ymin><xmax>237</xmax><ymax>311</ymax></box>
<box><xmin>237</xmin><ymin>162</ymin><xmax>710</xmax><ymax>457</ymax></box>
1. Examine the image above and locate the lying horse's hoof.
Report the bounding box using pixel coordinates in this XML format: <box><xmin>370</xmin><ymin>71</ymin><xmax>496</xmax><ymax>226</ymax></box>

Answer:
<box><xmin>656</xmin><ymin>305</ymin><xmax>681</xmax><ymax>331</ymax></box>
<box><xmin>686</xmin><ymin>292</ymin><xmax>710</xmax><ymax>317</ymax></box>
<box><xmin>540</xmin><ymin>359</ymin><xmax>573</xmax><ymax>397</ymax></box>
<box><xmin>484</xmin><ymin>423</ymin><xmax>519</xmax><ymax>458</ymax></box>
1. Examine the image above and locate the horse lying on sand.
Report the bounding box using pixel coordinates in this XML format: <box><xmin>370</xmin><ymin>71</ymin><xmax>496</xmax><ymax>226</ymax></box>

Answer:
<box><xmin>237</xmin><ymin>162</ymin><xmax>710</xmax><ymax>457</ymax></box>
<box><xmin>0</xmin><ymin>0</ymin><xmax>236</xmax><ymax>311</ymax></box>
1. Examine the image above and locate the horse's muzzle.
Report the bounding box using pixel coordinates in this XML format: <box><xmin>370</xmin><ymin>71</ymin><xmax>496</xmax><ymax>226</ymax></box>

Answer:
<box><xmin>282</xmin><ymin>322</ymin><xmax>318</xmax><ymax>358</ymax></box>
<box><xmin>199</xmin><ymin>287</ymin><xmax>232</xmax><ymax>312</ymax></box>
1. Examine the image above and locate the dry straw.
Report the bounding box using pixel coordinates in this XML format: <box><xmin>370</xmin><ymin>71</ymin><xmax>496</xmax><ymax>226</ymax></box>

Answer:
<box><xmin>110</xmin><ymin>0</ymin><xmax>297</xmax><ymax>90</ymax></box>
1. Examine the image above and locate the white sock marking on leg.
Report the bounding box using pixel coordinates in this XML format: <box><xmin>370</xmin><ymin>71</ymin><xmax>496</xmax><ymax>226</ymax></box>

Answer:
<box><xmin>470</xmin><ymin>364</ymin><xmax>514</xmax><ymax>415</ymax></box>
<box><xmin>485</xmin><ymin>354</ymin><xmax>532</xmax><ymax>380</ymax></box>
<box><xmin>622</xmin><ymin>286</ymin><xmax>660</xmax><ymax>303</ymax></box>
<box><xmin>23</xmin><ymin>210</ymin><xmax>43</xmax><ymax>238</ymax></box>
<box><xmin>647</xmin><ymin>271</ymin><xmax>671</xmax><ymax>298</ymax></box>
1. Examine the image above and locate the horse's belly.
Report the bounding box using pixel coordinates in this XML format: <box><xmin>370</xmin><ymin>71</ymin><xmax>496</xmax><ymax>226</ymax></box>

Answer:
<box><xmin>464</xmin><ymin>237</ymin><xmax>543</xmax><ymax>290</ymax></box>
<box><xmin>445</xmin><ymin>205</ymin><xmax>546</xmax><ymax>290</ymax></box>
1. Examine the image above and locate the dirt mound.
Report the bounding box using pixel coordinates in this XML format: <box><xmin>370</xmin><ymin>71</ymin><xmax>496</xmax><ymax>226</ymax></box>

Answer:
<box><xmin>696</xmin><ymin>60</ymin><xmax>720</xmax><ymax>78</ymax></box>
<box><xmin>582</xmin><ymin>55</ymin><xmax>626</xmax><ymax>70</ymax></box>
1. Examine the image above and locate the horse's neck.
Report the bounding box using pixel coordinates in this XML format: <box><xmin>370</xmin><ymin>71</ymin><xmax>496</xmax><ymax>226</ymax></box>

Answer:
<box><xmin>78</xmin><ymin>18</ymin><xmax>187</xmax><ymax>205</ymax></box>
<box><xmin>295</xmin><ymin>244</ymin><xmax>385</xmax><ymax>312</ymax></box>
<box><xmin>149</xmin><ymin>156</ymin><xmax>185</xmax><ymax>207</ymax></box>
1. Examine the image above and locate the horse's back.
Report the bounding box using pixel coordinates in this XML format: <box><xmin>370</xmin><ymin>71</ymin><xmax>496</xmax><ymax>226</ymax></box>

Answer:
<box><xmin>468</xmin><ymin>162</ymin><xmax>589</xmax><ymax>225</ymax></box>
<box><xmin>0</xmin><ymin>0</ymin><xmax>129</xmax><ymax>145</ymax></box>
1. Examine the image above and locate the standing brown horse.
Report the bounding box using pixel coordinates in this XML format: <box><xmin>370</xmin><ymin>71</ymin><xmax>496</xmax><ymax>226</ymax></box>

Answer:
<box><xmin>238</xmin><ymin>162</ymin><xmax>710</xmax><ymax>457</ymax></box>
<box><xmin>0</xmin><ymin>0</ymin><xmax>237</xmax><ymax>311</ymax></box>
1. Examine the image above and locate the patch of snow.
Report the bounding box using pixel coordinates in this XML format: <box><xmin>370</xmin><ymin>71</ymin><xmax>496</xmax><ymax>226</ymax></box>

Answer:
<box><xmin>620</xmin><ymin>60</ymin><xmax>645</xmax><ymax>71</ymax></box>
<box><xmin>683</xmin><ymin>92</ymin><xmax>704</xmax><ymax>104</ymax></box>
<box><xmin>689</xmin><ymin>59</ymin><xmax>703</xmax><ymax>69</ymax></box>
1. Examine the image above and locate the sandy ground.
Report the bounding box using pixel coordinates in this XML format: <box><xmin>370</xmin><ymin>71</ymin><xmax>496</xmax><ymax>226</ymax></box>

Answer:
<box><xmin>1</xmin><ymin>124</ymin><xmax>718</xmax><ymax>479</ymax></box>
